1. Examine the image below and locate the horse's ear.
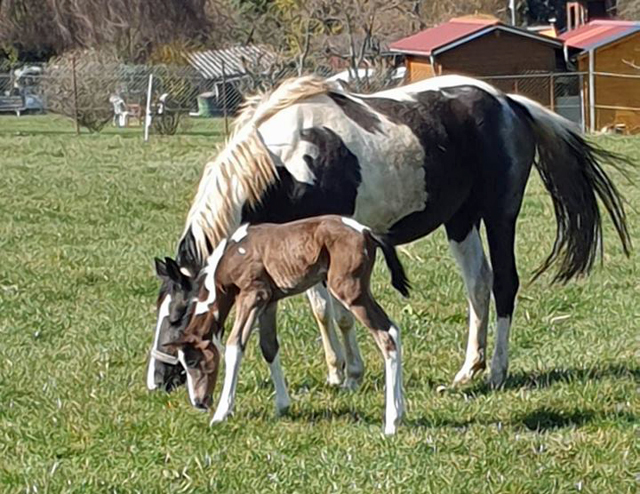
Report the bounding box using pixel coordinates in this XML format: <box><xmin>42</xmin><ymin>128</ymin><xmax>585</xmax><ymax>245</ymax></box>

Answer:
<box><xmin>154</xmin><ymin>257</ymin><xmax>169</xmax><ymax>280</ymax></box>
<box><xmin>164</xmin><ymin>257</ymin><xmax>191</xmax><ymax>291</ymax></box>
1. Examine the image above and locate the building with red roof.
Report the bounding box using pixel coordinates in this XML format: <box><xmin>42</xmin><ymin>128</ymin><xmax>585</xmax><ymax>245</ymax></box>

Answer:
<box><xmin>389</xmin><ymin>16</ymin><xmax>565</xmax><ymax>106</ymax></box>
<box><xmin>561</xmin><ymin>20</ymin><xmax>640</xmax><ymax>132</ymax></box>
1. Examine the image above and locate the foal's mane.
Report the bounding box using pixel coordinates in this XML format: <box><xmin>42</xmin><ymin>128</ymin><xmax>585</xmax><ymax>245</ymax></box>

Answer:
<box><xmin>180</xmin><ymin>75</ymin><xmax>334</xmax><ymax>266</ymax></box>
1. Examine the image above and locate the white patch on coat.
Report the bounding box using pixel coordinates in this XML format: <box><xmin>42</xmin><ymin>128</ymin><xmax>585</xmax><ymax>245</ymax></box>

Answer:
<box><xmin>146</xmin><ymin>295</ymin><xmax>171</xmax><ymax>390</ymax></box>
<box><xmin>194</xmin><ymin>238</ymin><xmax>228</xmax><ymax>316</ymax></box>
<box><xmin>238</xmin><ymin>247</ymin><xmax>246</xmax><ymax>255</ymax></box>
<box><xmin>372</xmin><ymin>74</ymin><xmax>502</xmax><ymax>102</ymax></box>
<box><xmin>178</xmin><ymin>350</ymin><xmax>198</xmax><ymax>407</ymax></box>
<box><xmin>258</xmin><ymin>95</ymin><xmax>427</xmax><ymax>232</ymax></box>
<box><xmin>341</xmin><ymin>217</ymin><xmax>369</xmax><ymax>233</ymax></box>
<box><xmin>230</xmin><ymin>224</ymin><xmax>249</xmax><ymax>242</ymax></box>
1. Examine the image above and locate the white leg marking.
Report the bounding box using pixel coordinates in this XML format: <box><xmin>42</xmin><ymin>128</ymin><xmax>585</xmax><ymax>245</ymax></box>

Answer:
<box><xmin>211</xmin><ymin>345</ymin><xmax>243</xmax><ymax>424</ymax></box>
<box><xmin>177</xmin><ymin>350</ymin><xmax>198</xmax><ymax>407</ymax></box>
<box><xmin>449</xmin><ymin>228</ymin><xmax>492</xmax><ymax>386</ymax></box>
<box><xmin>307</xmin><ymin>285</ymin><xmax>345</xmax><ymax>386</ymax></box>
<box><xmin>384</xmin><ymin>325</ymin><xmax>403</xmax><ymax>435</ymax></box>
<box><xmin>269</xmin><ymin>353</ymin><xmax>291</xmax><ymax>415</ymax></box>
<box><xmin>490</xmin><ymin>316</ymin><xmax>512</xmax><ymax>389</ymax></box>
<box><xmin>146</xmin><ymin>295</ymin><xmax>171</xmax><ymax>390</ymax></box>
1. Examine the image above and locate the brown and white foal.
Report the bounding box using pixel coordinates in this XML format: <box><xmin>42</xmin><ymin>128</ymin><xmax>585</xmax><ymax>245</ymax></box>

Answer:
<box><xmin>161</xmin><ymin>215</ymin><xmax>410</xmax><ymax>434</ymax></box>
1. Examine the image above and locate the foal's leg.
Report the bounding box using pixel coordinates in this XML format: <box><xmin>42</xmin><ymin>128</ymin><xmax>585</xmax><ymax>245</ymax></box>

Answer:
<box><xmin>333</xmin><ymin>298</ymin><xmax>364</xmax><ymax>390</ymax></box>
<box><xmin>333</xmin><ymin>293</ymin><xmax>403</xmax><ymax>435</ymax></box>
<box><xmin>446</xmin><ymin>224</ymin><xmax>493</xmax><ymax>386</ymax></box>
<box><xmin>211</xmin><ymin>295</ymin><xmax>265</xmax><ymax>424</ymax></box>
<box><xmin>307</xmin><ymin>284</ymin><xmax>345</xmax><ymax>386</ymax></box>
<box><xmin>258</xmin><ymin>303</ymin><xmax>290</xmax><ymax>415</ymax></box>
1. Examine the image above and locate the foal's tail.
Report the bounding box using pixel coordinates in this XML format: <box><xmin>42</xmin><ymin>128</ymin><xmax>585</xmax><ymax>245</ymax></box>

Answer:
<box><xmin>368</xmin><ymin>232</ymin><xmax>411</xmax><ymax>297</ymax></box>
<box><xmin>508</xmin><ymin>94</ymin><xmax>631</xmax><ymax>283</ymax></box>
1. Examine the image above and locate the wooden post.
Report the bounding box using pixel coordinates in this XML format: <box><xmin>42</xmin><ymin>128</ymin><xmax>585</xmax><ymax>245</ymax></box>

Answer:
<box><xmin>549</xmin><ymin>73</ymin><xmax>555</xmax><ymax>111</ymax></box>
<box><xmin>221</xmin><ymin>59</ymin><xmax>229</xmax><ymax>138</ymax></box>
<box><xmin>588</xmin><ymin>49</ymin><xmax>596</xmax><ymax>133</ymax></box>
<box><xmin>72</xmin><ymin>55</ymin><xmax>80</xmax><ymax>135</ymax></box>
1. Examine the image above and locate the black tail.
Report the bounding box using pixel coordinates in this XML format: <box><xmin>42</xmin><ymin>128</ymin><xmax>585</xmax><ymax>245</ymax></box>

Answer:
<box><xmin>368</xmin><ymin>232</ymin><xmax>411</xmax><ymax>297</ymax></box>
<box><xmin>508</xmin><ymin>95</ymin><xmax>632</xmax><ymax>283</ymax></box>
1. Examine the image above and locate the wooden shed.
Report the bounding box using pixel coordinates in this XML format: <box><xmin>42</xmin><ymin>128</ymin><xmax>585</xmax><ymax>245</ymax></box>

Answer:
<box><xmin>561</xmin><ymin>20</ymin><xmax>640</xmax><ymax>133</ymax></box>
<box><xmin>389</xmin><ymin>16</ymin><xmax>566</xmax><ymax>106</ymax></box>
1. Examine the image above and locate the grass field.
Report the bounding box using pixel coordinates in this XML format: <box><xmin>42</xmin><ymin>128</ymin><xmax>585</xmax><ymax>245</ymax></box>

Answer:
<box><xmin>1</xmin><ymin>115</ymin><xmax>638</xmax><ymax>493</ymax></box>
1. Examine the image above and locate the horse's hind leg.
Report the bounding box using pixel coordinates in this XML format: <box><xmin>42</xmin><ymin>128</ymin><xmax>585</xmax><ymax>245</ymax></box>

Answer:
<box><xmin>307</xmin><ymin>284</ymin><xmax>345</xmax><ymax>386</ymax></box>
<box><xmin>446</xmin><ymin>213</ymin><xmax>493</xmax><ymax>386</ymax></box>
<box><xmin>258</xmin><ymin>303</ymin><xmax>290</xmax><ymax>415</ymax></box>
<box><xmin>332</xmin><ymin>290</ymin><xmax>403</xmax><ymax>435</ymax></box>
<box><xmin>484</xmin><ymin>216</ymin><xmax>519</xmax><ymax>389</ymax></box>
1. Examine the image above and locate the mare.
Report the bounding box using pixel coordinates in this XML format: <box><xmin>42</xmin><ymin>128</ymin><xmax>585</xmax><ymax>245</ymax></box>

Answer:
<box><xmin>147</xmin><ymin>74</ymin><xmax>630</xmax><ymax>393</ymax></box>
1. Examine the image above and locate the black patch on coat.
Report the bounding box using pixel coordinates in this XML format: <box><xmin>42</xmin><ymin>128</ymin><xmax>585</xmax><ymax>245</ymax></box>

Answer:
<box><xmin>241</xmin><ymin>126</ymin><xmax>361</xmax><ymax>224</ymax></box>
<box><xmin>361</xmin><ymin>86</ymin><xmax>510</xmax><ymax>245</ymax></box>
<box><xmin>327</xmin><ymin>92</ymin><xmax>383</xmax><ymax>134</ymax></box>
<box><xmin>176</xmin><ymin>227</ymin><xmax>202</xmax><ymax>274</ymax></box>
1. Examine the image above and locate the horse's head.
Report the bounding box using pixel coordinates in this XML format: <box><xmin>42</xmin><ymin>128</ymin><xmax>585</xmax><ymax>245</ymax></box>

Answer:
<box><xmin>166</xmin><ymin>263</ymin><xmax>228</xmax><ymax>411</ymax></box>
<box><xmin>146</xmin><ymin>257</ymin><xmax>195</xmax><ymax>392</ymax></box>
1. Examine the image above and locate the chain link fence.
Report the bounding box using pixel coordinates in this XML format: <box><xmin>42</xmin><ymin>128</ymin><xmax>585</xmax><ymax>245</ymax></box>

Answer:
<box><xmin>1</xmin><ymin>61</ymin><xmax>639</xmax><ymax>137</ymax></box>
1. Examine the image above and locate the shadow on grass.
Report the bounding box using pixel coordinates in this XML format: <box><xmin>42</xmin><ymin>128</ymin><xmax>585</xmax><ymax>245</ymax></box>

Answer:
<box><xmin>516</xmin><ymin>407</ymin><xmax>637</xmax><ymax>431</ymax></box>
<box><xmin>468</xmin><ymin>363</ymin><xmax>639</xmax><ymax>395</ymax></box>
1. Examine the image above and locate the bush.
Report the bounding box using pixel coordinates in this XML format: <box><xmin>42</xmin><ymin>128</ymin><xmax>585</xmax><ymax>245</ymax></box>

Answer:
<box><xmin>43</xmin><ymin>49</ymin><xmax>119</xmax><ymax>132</ymax></box>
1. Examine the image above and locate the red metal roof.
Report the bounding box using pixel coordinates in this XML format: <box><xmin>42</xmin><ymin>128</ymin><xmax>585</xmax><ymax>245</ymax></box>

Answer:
<box><xmin>389</xmin><ymin>17</ymin><xmax>561</xmax><ymax>56</ymax></box>
<box><xmin>560</xmin><ymin>20</ymin><xmax>640</xmax><ymax>51</ymax></box>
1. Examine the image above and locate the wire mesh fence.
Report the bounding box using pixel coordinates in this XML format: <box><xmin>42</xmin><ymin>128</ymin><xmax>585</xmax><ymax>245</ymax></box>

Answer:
<box><xmin>1</xmin><ymin>61</ymin><xmax>639</xmax><ymax>137</ymax></box>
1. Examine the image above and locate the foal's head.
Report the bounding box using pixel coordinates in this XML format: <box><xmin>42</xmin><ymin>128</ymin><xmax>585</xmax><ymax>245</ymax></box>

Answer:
<box><xmin>163</xmin><ymin>242</ymin><xmax>231</xmax><ymax>410</ymax></box>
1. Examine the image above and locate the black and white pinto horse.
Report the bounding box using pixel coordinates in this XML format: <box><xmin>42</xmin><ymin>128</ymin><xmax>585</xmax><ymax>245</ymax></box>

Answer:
<box><xmin>147</xmin><ymin>74</ymin><xmax>629</xmax><ymax>394</ymax></box>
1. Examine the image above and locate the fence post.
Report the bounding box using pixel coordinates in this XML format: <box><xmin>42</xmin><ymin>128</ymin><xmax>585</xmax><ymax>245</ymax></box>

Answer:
<box><xmin>588</xmin><ymin>50</ymin><xmax>595</xmax><ymax>133</ymax></box>
<box><xmin>221</xmin><ymin>59</ymin><xmax>229</xmax><ymax>139</ymax></box>
<box><xmin>72</xmin><ymin>55</ymin><xmax>80</xmax><ymax>135</ymax></box>
<box><xmin>144</xmin><ymin>74</ymin><xmax>154</xmax><ymax>142</ymax></box>
<box><xmin>549</xmin><ymin>73</ymin><xmax>555</xmax><ymax>111</ymax></box>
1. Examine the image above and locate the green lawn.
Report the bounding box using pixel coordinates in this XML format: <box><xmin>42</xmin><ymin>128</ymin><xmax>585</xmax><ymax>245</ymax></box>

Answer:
<box><xmin>0</xmin><ymin>115</ymin><xmax>638</xmax><ymax>493</ymax></box>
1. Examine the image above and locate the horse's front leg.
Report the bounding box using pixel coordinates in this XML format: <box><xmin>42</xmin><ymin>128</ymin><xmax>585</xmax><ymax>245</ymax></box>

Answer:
<box><xmin>258</xmin><ymin>302</ymin><xmax>290</xmax><ymax>416</ymax></box>
<box><xmin>306</xmin><ymin>284</ymin><xmax>345</xmax><ymax>386</ymax></box>
<box><xmin>211</xmin><ymin>295</ymin><xmax>264</xmax><ymax>424</ymax></box>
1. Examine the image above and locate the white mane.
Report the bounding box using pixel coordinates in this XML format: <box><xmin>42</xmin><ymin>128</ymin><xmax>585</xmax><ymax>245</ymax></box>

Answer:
<box><xmin>181</xmin><ymin>75</ymin><xmax>335</xmax><ymax>264</ymax></box>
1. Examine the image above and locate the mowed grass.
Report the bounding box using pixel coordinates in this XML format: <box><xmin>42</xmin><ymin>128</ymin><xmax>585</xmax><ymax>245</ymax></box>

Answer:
<box><xmin>0</xmin><ymin>114</ymin><xmax>638</xmax><ymax>493</ymax></box>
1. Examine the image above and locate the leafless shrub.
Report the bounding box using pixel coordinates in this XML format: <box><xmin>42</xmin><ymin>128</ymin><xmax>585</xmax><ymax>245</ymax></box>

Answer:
<box><xmin>43</xmin><ymin>49</ymin><xmax>118</xmax><ymax>132</ymax></box>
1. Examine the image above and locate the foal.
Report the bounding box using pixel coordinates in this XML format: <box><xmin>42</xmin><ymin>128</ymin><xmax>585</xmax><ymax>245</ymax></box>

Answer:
<box><xmin>160</xmin><ymin>215</ymin><xmax>410</xmax><ymax>434</ymax></box>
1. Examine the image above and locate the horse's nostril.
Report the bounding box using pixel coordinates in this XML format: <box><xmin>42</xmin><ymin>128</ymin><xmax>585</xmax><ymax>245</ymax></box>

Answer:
<box><xmin>195</xmin><ymin>402</ymin><xmax>209</xmax><ymax>412</ymax></box>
